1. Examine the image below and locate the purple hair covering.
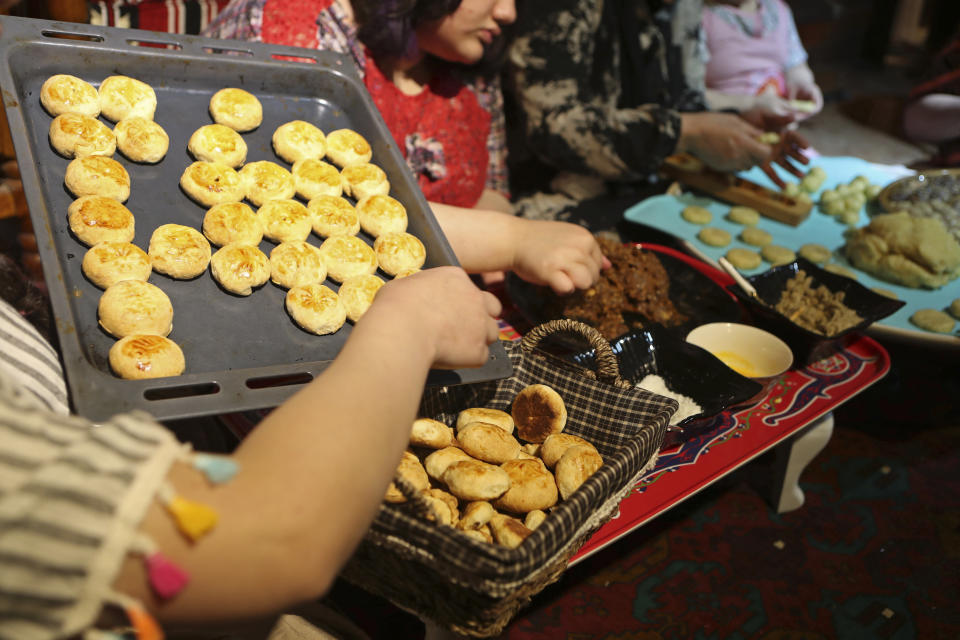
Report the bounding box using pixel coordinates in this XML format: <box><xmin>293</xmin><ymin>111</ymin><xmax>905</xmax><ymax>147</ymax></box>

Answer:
<box><xmin>354</xmin><ymin>0</ymin><xmax>463</xmax><ymax>59</ymax></box>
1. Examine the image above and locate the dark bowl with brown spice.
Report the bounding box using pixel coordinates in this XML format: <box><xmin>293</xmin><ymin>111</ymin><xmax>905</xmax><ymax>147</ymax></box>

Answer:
<box><xmin>726</xmin><ymin>257</ymin><xmax>905</xmax><ymax>365</ymax></box>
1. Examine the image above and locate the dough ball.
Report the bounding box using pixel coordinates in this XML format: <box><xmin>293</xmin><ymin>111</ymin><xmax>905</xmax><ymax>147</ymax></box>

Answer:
<box><xmin>697</xmin><ymin>227</ymin><xmax>732</xmax><ymax>247</ymax></box>
<box><xmin>726</xmin><ymin>206</ymin><xmax>760</xmax><ymax>226</ymax></box>
<box><xmin>724</xmin><ymin>247</ymin><xmax>762</xmax><ymax>271</ymax></box>
<box><xmin>681</xmin><ymin>205</ymin><xmax>712</xmax><ymax>225</ymax></box>
<box><xmin>739</xmin><ymin>227</ymin><xmax>773</xmax><ymax>247</ymax></box>
<box><xmin>909</xmin><ymin>308</ymin><xmax>955</xmax><ymax>334</ymax></box>
<box><xmin>761</xmin><ymin>244</ymin><xmax>796</xmax><ymax>266</ymax></box>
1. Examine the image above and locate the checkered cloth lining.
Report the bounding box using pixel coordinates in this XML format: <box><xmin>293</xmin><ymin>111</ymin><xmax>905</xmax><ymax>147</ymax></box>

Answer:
<box><xmin>358</xmin><ymin>340</ymin><xmax>676</xmax><ymax>593</ymax></box>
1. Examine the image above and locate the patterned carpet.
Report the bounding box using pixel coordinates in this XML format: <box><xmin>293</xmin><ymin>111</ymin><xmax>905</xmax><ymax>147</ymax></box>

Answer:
<box><xmin>328</xmin><ymin>339</ymin><xmax>960</xmax><ymax>640</ymax></box>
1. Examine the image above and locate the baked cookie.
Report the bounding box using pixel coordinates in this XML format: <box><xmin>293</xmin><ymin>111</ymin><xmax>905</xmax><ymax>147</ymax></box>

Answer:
<box><xmin>292</xmin><ymin>158</ymin><xmax>342</xmax><ymax>201</ymax></box>
<box><xmin>258</xmin><ymin>199</ymin><xmax>312</xmax><ymax>243</ymax></box>
<box><xmin>67</xmin><ymin>195</ymin><xmax>135</xmax><ymax>246</ymax></box>
<box><xmin>340</xmin><ymin>162</ymin><xmax>390</xmax><ymax>201</ymax></box>
<box><xmin>202</xmin><ymin>201</ymin><xmax>262</xmax><ymax>247</ymax></box>
<box><xmin>457</xmin><ymin>422</ymin><xmax>520</xmax><ymax>464</ymax></box>
<box><xmin>797</xmin><ymin>243</ymin><xmax>831</xmax><ymax>265</ymax></box>
<box><xmin>307</xmin><ymin>195</ymin><xmax>359</xmax><ymax>238</ymax></box>
<box><xmin>40</xmin><ymin>74</ymin><xmax>100</xmax><ymax>118</ymax></box>
<box><xmin>489</xmin><ymin>513</ymin><xmax>532</xmax><ymax>549</ymax></box>
<box><xmin>540</xmin><ymin>433</ymin><xmax>597</xmax><ymax>469</ymax></box>
<box><xmin>761</xmin><ymin>244</ymin><xmax>796</xmax><ymax>266</ymax></box>
<box><xmin>239</xmin><ymin>160</ymin><xmax>296</xmax><ymax>207</ymax></box>
<box><xmin>187</xmin><ymin>124</ymin><xmax>247</xmax><ymax>168</ymax></box>
<box><xmin>180</xmin><ymin>161</ymin><xmax>245</xmax><ymax>207</ymax></box>
<box><xmin>285</xmin><ymin>283</ymin><xmax>346</xmax><ymax>335</ymax></box>
<box><xmin>64</xmin><ymin>156</ymin><xmax>131</xmax><ymax>202</ymax></box>
<box><xmin>512</xmin><ymin>384</ymin><xmax>567</xmax><ymax>444</ymax></box>
<box><xmin>442</xmin><ymin>459</ymin><xmax>510</xmax><ymax>502</ymax></box>
<box><xmin>424</xmin><ymin>446</ymin><xmax>475</xmax><ymax>482</ymax></box>
<box><xmin>109</xmin><ymin>334</ymin><xmax>185</xmax><ymax>380</ymax></box>
<box><xmin>493</xmin><ymin>458</ymin><xmax>558</xmax><ymax>514</ymax></box>
<box><xmin>356</xmin><ymin>194</ymin><xmax>407</xmax><ymax>237</ymax></box>
<box><xmin>681</xmin><ymin>205</ymin><xmax>712</xmax><ymax>225</ymax></box>
<box><xmin>272</xmin><ymin>120</ymin><xmax>326</xmax><ymax>164</ymax></box>
<box><xmin>82</xmin><ymin>241</ymin><xmax>151</xmax><ymax>289</ymax></box>
<box><xmin>726</xmin><ymin>206</ymin><xmax>760</xmax><ymax>226</ymax></box>
<box><xmin>324</xmin><ymin>128</ymin><xmax>372</xmax><ymax>168</ymax></box>
<box><xmin>909</xmin><ymin>308</ymin><xmax>955</xmax><ymax>334</ymax></box>
<box><xmin>739</xmin><ymin>227</ymin><xmax>773</xmax><ymax>247</ymax></box>
<box><xmin>409</xmin><ymin>417</ymin><xmax>454</xmax><ymax>449</ymax></box>
<box><xmin>697</xmin><ymin>227</ymin><xmax>731</xmax><ymax>248</ymax></box>
<box><xmin>98</xmin><ymin>75</ymin><xmax>157</xmax><ymax>122</ymax></box>
<box><xmin>374</xmin><ymin>231</ymin><xmax>426</xmax><ymax>277</ymax></box>
<box><xmin>98</xmin><ymin>280</ymin><xmax>173</xmax><ymax>338</ymax></box>
<box><xmin>114</xmin><ymin>117</ymin><xmax>169</xmax><ymax>163</ymax></box>
<box><xmin>209</xmin><ymin>87</ymin><xmax>262</xmax><ymax>132</ymax></box>
<box><xmin>148</xmin><ymin>223</ymin><xmax>212</xmax><ymax>279</ymax></box>
<box><xmin>336</xmin><ymin>273</ymin><xmax>384</xmax><ymax>322</ymax></box>
<box><xmin>49</xmin><ymin>113</ymin><xmax>116</xmax><ymax>158</ymax></box>
<box><xmin>725</xmin><ymin>247</ymin><xmax>762</xmax><ymax>271</ymax></box>
<box><xmin>210</xmin><ymin>243</ymin><xmax>271</xmax><ymax>296</ymax></box>
<box><xmin>456</xmin><ymin>407</ymin><xmax>514</xmax><ymax>434</ymax></box>
<box><xmin>554</xmin><ymin>444</ymin><xmax>603</xmax><ymax>500</ymax></box>
<box><xmin>317</xmin><ymin>235</ymin><xmax>378</xmax><ymax>282</ymax></box>
<box><xmin>269</xmin><ymin>240</ymin><xmax>327</xmax><ymax>289</ymax></box>
<box><xmin>384</xmin><ymin>450</ymin><xmax>430</xmax><ymax>503</ymax></box>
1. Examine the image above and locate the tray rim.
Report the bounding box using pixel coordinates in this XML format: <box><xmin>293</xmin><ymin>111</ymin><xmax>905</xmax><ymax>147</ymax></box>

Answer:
<box><xmin>0</xmin><ymin>15</ymin><xmax>513</xmax><ymax>422</ymax></box>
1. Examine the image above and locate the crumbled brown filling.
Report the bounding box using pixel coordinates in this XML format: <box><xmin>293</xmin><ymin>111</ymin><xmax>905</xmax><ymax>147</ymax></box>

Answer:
<box><xmin>774</xmin><ymin>269</ymin><xmax>863</xmax><ymax>337</ymax></box>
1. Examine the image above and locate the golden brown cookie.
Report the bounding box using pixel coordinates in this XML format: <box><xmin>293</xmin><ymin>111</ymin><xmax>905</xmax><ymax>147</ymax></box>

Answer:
<box><xmin>493</xmin><ymin>458</ymin><xmax>559</xmax><ymax>514</ymax></box>
<box><xmin>512</xmin><ymin>384</ymin><xmax>567</xmax><ymax>443</ymax></box>
<box><xmin>340</xmin><ymin>162</ymin><xmax>390</xmax><ymax>201</ymax></box>
<box><xmin>67</xmin><ymin>195</ymin><xmax>135</xmax><ymax>246</ymax></box>
<box><xmin>272</xmin><ymin>120</ymin><xmax>326</xmax><ymax>164</ymax></box>
<box><xmin>356</xmin><ymin>194</ymin><xmax>407</xmax><ymax>238</ymax></box>
<box><xmin>285</xmin><ymin>283</ymin><xmax>346</xmax><ymax>335</ymax></box>
<box><xmin>384</xmin><ymin>451</ymin><xmax>430</xmax><ymax>503</ymax></box>
<box><xmin>540</xmin><ymin>433</ymin><xmax>597</xmax><ymax>469</ymax></box>
<box><xmin>98</xmin><ymin>75</ymin><xmax>157</xmax><ymax>122</ymax></box>
<box><xmin>409</xmin><ymin>417</ymin><xmax>455</xmax><ymax>449</ymax></box>
<box><xmin>324</xmin><ymin>128</ymin><xmax>372</xmax><ymax>168</ymax></box>
<box><xmin>374</xmin><ymin>231</ymin><xmax>426</xmax><ymax>277</ymax></box>
<box><xmin>554</xmin><ymin>444</ymin><xmax>603</xmax><ymax>500</ymax></box>
<box><xmin>337</xmin><ymin>273</ymin><xmax>384</xmax><ymax>322</ymax></box>
<box><xmin>180</xmin><ymin>161</ymin><xmax>245</xmax><ymax>207</ymax></box>
<box><xmin>488</xmin><ymin>513</ymin><xmax>532</xmax><ymax>549</ymax></box>
<box><xmin>109</xmin><ymin>334</ymin><xmax>185</xmax><ymax>380</ymax></box>
<box><xmin>65</xmin><ymin>156</ymin><xmax>131</xmax><ymax>202</ymax></box>
<box><xmin>258</xmin><ymin>199</ymin><xmax>313</xmax><ymax>243</ymax></box>
<box><xmin>81</xmin><ymin>241</ymin><xmax>151</xmax><ymax>289</ymax></box>
<box><xmin>318</xmin><ymin>235</ymin><xmax>378</xmax><ymax>282</ymax></box>
<box><xmin>307</xmin><ymin>195</ymin><xmax>359</xmax><ymax>238</ymax></box>
<box><xmin>210</xmin><ymin>243</ymin><xmax>271</xmax><ymax>296</ymax></box>
<box><xmin>456</xmin><ymin>408</ymin><xmax>515</xmax><ymax>434</ymax></box>
<box><xmin>457</xmin><ymin>422</ymin><xmax>521</xmax><ymax>464</ymax></box>
<box><xmin>40</xmin><ymin>74</ymin><xmax>100</xmax><ymax>118</ymax></box>
<box><xmin>292</xmin><ymin>158</ymin><xmax>342</xmax><ymax>201</ymax></box>
<box><xmin>49</xmin><ymin>113</ymin><xmax>116</xmax><ymax>158</ymax></box>
<box><xmin>239</xmin><ymin>160</ymin><xmax>296</xmax><ymax>207</ymax></box>
<box><xmin>424</xmin><ymin>446</ymin><xmax>475</xmax><ymax>482</ymax></box>
<box><xmin>209</xmin><ymin>87</ymin><xmax>262</xmax><ymax>132</ymax></box>
<box><xmin>114</xmin><ymin>117</ymin><xmax>169</xmax><ymax>163</ymax></box>
<box><xmin>187</xmin><ymin>123</ymin><xmax>247</xmax><ymax>168</ymax></box>
<box><xmin>98</xmin><ymin>280</ymin><xmax>173</xmax><ymax>338</ymax></box>
<box><xmin>202</xmin><ymin>201</ymin><xmax>262</xmax><ymax>247</ymax></box>
<box><xmin>269</xmin><ymin>240</ymin><xmax>327</xmax><ymax>289</ymax></box>
<box><xmin>442</xmin><ymin>459</ymin><xmax>511</xmax><ymax>502</ymax></box>
<box><xmin>148</xmin><ymin>223</ymin><xmax>211</xmax><ymax>279</ymax></box>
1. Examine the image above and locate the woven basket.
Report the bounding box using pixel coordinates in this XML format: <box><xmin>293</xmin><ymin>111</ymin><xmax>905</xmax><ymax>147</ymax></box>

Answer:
<box><xmin>341</xmin><ymin>319</ymin><xmax>677</xmax><ymax>637</ymax></box>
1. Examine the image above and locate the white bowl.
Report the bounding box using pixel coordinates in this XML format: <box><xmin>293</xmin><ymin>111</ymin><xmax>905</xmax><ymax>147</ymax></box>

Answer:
<box><xmin>685</xmin><ymin>322</ymin><xmax>794</xmax><ymax>382</ymax></box>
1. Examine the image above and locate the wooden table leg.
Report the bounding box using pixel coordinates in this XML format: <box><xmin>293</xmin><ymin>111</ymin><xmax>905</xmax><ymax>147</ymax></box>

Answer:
<box><xmin>768</xmin><ymin>412</ymin><xmax>834</xmax><ymax>513</ymax></box>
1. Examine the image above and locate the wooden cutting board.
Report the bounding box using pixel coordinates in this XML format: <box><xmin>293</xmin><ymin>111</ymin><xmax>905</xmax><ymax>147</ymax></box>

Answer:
<box><xmin>661</xmin><ymin>153</ymin><xmax>813</xmax><ymax>226</ymax></box>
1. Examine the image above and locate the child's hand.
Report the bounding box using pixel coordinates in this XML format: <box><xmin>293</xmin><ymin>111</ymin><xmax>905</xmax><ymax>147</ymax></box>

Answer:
<box><xmin>785</xmin><ymin>65</ymin><xmax>824</xmax><ymax>119</ymax></box>
<box><xmin>368</xmin><ymin>266</ymin><xmax>501</xmax><ymax>370</ymax></box>
<box><xmin>510</xmin><ymin>220</ymin><xmax>608</xmax><ymax>295</ymax></box>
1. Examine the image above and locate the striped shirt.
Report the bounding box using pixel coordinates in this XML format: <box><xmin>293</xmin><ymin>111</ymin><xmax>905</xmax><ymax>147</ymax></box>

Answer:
<box><xmin>0</xmin><ymin>300</ymin><xmax>69</xmax><ymax>415</ymax></box>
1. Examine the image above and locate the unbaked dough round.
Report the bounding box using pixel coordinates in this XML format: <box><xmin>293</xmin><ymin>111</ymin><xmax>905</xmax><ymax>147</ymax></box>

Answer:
<box><xmin>697</xmin><ymin>227</ymin><xmax>731</xmax><ymax>247</ymax></box>
<box><xmin>760</xmin><ymin>244</ymin><xmax>796</xmax><ymax>266</ymax></box>
<box><xmin>909</xmin><ymin>308</ymin><xmax>955</xmax><ymax>334</ymax></box>
<box><xmin>681</xmin><ymin>205</ymin><xmax>712</xmax><ymax>225</ymax></box>
<box><xmin>725</xmin><ymin>247</ymin><xmax>762</xmax><ymax>271</ymax></box>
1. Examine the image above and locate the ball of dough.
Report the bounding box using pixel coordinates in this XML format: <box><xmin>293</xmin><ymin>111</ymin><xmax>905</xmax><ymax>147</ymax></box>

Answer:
<box><xmin>697</xmin><ymin>227</ymin><xmax>732</xmax><ymax>248</ymax></box>
<box><xmin>725</xmin><ymin>247</ymin><xmax>762</xmax><ymax>271</ymax></box>
<box><xmin>760</xmin><ymin>244</ymin><xmax>796</xmax><ymax>266</ymax></box>
<box><xmin>797</xmin><ymin>243</ymin><xmax>831</xmax><ymax>265</ymax></box>
<box><xmin>739</xmin><ymin>227</ymin><xmax>773</xmax><ymax>247</ymax></box>
<box><xmin>681</xmin><ymin>205</ymin><xmax>712</xmax><ymax>225</ymax></box>
<box><xmin>209</xmin><ymin>87</ymin><xmax>262</xmax><ymax>132</ymax></box>
<box><xmin>909</xmin><ymin>308</ymin><xmax>955</xmax><ymax>334</ymax></box>
<box><xmin>726</xmin><ymin>206</ymin><xmax>760</xmax><ymax>226</ymax></box>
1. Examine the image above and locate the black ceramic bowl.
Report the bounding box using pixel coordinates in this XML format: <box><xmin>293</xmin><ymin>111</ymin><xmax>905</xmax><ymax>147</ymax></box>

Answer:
<box><xmin>571</xmin><ymin>326</ymin><xmax>763</xmax><ymax>448</ymax></box>
<box><xmin>726</xmin><ymin>257</ymin><xmax>905</xmax><ymax>365</ymax></box>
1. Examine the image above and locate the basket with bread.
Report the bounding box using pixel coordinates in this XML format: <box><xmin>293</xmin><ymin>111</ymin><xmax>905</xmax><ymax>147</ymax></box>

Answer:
<box><xmin>340</xmin><ymin>319</ymin><xmax>677</xmax><ymax>637</ymax></box>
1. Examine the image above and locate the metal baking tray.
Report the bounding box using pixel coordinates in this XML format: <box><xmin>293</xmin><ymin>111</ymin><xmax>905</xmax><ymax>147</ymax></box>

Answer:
<box><xmin>0</xmin><ymin>16</ymin><xmax>512</xmax><ymax>422</ymax></box>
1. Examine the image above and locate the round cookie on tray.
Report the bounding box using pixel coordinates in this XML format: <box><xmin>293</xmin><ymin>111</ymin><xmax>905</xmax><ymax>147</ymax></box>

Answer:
<box><xmin>209</xmin><ymin>87</ymin><xmax>262</xmax><ymax>132</ymax></box>
<box><xmin>285</xmin><ymin>283</ymin><xmax>347</xmax><ymax>335</ymax></box>
<box><xmin>180</xmin><ymin>161</ymin><xmax>245</xmax><ymax>207</ymax></box>
<box><xmin>210</xmin><ymin>243</ymin><xmax>271</xmax><ymax>296</ymax></box>
<box><xmin>148</xmin><ymin>223</ymin><xmax>212</xmax><ymax>280</ymax></box>
<box><xmin>308</xmin><ymin>195</ymin><xmax>359</xmax><ymax>238</ymax></box>
<box><xmin>98</xmin><ymin>75</ymin><xmax>157</xmax><ymax>122</ymax></box>
<box><xmin>333</xmin><ymin>273</ymin><xmax>384</xmax><ymax>323</ymax></box>
<box><xmin>374</xmin><ymin>231</ymin><xmax>426</xmax><ymax>277</ymax></box>
<box><xmin>68</xmin><ymin>195</ymin><xmax>135</xmax><ymax>246</ymax></box>
<box><xmin>40</xmin><ymin>73</ymin><xmax>100</xmax><ymax>118</ymax></box>
<box><xmin>109</xmin><ymin>334</ymin><xmax>185</xmax><ymax>380</ymax></box>
<box><xmin>293</xmin><ymin>158</ymin><xmax>342</xmax><ymax>200</ymax></box>
<box><xmin>49</xmin><ymin>113</ymin><xmax>116</xmax><ymax>158</ymax></box>
<box><xmin>341</xmin><ymin>162</ymin><xmax>390</xmax><ymax>201</ymax></box>
<box><xmin>273</xmin><ymin>120</ymin><xmax>326</xmax><ymax>164</ymax></box>
<box><xmin>324</xmin><ymin>128</ymin><xmax>373</xmax><ymax>168</ymax></box>
<box><xmin>318</xmin><ymin>235</ymin><xmax>378</xmax><ymax>282</ymax></box>
<box><xmin>357</xmin><ymin>194</ymin><xmax>407</xmax><ymax>237</ymax></box>
<box><xmin>188</xmin><ymin>124</ymin><xmax>247</xmax><ymax>168</ymax></box>
<box><xmin>98</xmin><ymin>280</ymin><xmax>173</xmax><ymax>338</ymax></box>
<box><xmin>202</xmin><ymin>202</ymin><xmax>263</xmax><ymax>247</ymax></box>
<box><xmin>65</xmin><ymin>156</ymin><xmax>131</xmax><ymax>202</ymax></box>
<box><xmin>269</xmin><ymin>241</ymin><xmax>327</xmax><ymax>290</ymax></box>
<box><xmin>82</xmin><ymin>241</ymin><xmax>152</xmax><ymax>290</ymax></box>
<box><xmin>258</xmin><ymin>199</ymin><xmax>313</xmax><ymax>243</ymax></box>
<box><xmin>239</xmin><ymin>160</ymin><xmax>296</xmax><ymax>206</ymax></box>
<box><xmin>114</xmin><ymin>117</ymin><xmax>169</xmax><ymax>164</ymax></box>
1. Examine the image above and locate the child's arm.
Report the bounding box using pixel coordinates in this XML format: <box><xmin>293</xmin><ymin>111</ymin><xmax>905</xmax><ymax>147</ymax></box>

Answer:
<box><xmin>784</xmin><ymin>63</ymin><xmax>823</xmax><ymax>118</ymax></box>
<box><xmin>114</xmin><ymin>267</ymin><xmax>502</xmax><ymax>622</ymax></box>
<box><xmin>431</xmin><ymin>203</ymin><xmax>609</xmax><ymax>295</ymax></box>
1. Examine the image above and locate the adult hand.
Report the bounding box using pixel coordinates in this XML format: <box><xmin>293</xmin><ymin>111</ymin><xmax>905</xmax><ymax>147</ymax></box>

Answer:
<box><xmin>510</xmin><ymin>219</ymin><xmax>609</xmax><ymax>295</ymax></box>
<box><xmin>678</xmin><ymin>112</ymin><xmax>772</xmax><ymax>174</ymax></box>
<box><xmin>369</xmin><ymin>266</ymin><xmax>501</xmax><ymax>370</ymax></box>
<box><xmin>759</xmin><ymin>129</ymin><xmax>811</xmax><ymax>189</ymax></box>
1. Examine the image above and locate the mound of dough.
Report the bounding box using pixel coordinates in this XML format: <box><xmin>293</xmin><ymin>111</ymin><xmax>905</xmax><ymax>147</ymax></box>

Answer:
<box><xmin>697</xmin><ymin>227</ymin><xmax>731</xmax><ymax>247</ymax></box>
<box><xmin>739</xmin><ymin>227</ymin><xmax>772</xmax><ymax>247</ymax></box>
<box><xmin>725</xmin><ymin>247</ymin><xmax>762</xmax><ymax>271</ymax></box>
<box><xmin>844</xmin><ymin>212</ymin><xmax>960</xmax><ymax>289</ymax></box>
<box><xmin>681</xmin><ymin>205</ymin><xmax>711</xmax><ymax>225</ymax></box>
<box><xmin>726</xmin><ymin>206</ymin><xmax>760</xmax><ymax>226</ymax></box>
<box><xmin>761</xmin><ymin>244</ymin><xmax>796</xmax><ymax>266</ymax></box>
